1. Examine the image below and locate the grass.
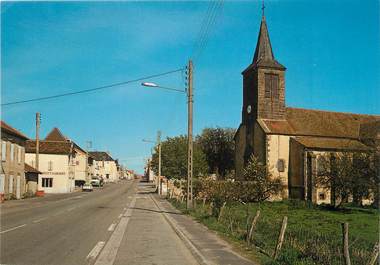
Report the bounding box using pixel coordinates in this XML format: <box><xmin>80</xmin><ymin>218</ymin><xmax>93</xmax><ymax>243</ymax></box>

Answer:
<box><xmin>169</xmin><ymin>198</ymin><xmax>379</xmax><ymax>265</ymax></box>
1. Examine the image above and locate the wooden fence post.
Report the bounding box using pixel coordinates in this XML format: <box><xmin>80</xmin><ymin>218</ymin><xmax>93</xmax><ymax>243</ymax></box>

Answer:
<box><xmin>273</xmin><ymin>216</ymin><xmax>288</xmax><ymax>259</ymax></box>
<box><xmin>342</xmin><ymin>222</ymin><xmax>351</xmax><ymax>265</ymax></box>
<box><xmin>202</xmin><ymin>197</ymin><xmax>206</xmax><ymax>207</ymax></box>
<box><xmin>218</xmin><ymin>202</ymin><xmax>227</xmax><ymax>222</ymax></box>
<box><xmin>368</xmin><ymin>242</ymin><xmax>379</xmax><ymax>265</ymax></box>
<box><xmin>209</xmin><ymin>202</ymin><xmax>214</xmax><ymax>216</ymax></box>
<box><xmin>247</xmin><ymin>210</ymin><xmax>261</xmax><ymax>244</ymax></box>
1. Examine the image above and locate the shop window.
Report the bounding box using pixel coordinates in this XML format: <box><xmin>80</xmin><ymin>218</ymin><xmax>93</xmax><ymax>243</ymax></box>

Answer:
<box><xmin>42</xmin><ymin>178</ymin><xmax>53</xmax><ymax>188</ymax></box>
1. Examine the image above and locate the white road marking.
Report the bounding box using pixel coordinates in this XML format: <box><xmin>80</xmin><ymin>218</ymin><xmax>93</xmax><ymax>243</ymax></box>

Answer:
<box><xmin>118</xmin><ymin>214</ymin><xmax>122</xmax><ymax>219</ymax></box>
<box><xmin>86</xmin><ymin>241</ymin><xmax>105</xmax><ymax>261</ymax></box>
<box><xmin>107</xmin><ymin>223</ymin><xmax>116</xmax><ymax>232</ymax></box>
<box><xmin>32</xmin><ymin>218</ymin><xmax>47</xmax><ymax>223</ymax></box>
<box><xmin>66</xmin><ymin>207</ymin><xmax>76</xmax><ymax>212</ymax></box>
<box><xmin>0</xmin><ymin>224</ymin><xmax>27</xmax><ymax>234</ymax></box>
<box><xmin>94</xmin><ymin>197</ymin><xmax>136</xmax><ymax>265</ymax></box>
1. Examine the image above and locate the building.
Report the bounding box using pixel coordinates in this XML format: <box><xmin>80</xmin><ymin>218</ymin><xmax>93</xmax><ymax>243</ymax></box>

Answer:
<box><xmin>25</xmin><ymin>127</ymin><xmax>86</xmax><ymax>193</ymax></box>
<box><xmin>1</xmin><ymin>121</ymin><xmax>29</xmax><ymax>200</ymax></box>
<box><xmin>89</xmin><ymin>151</ymin><xmax>118</xmax><ymax>182</ymax></box>
<box><xmin>234</xmin><ymin>12</ymin><xmax>380</xmax><ymax>204</ymax></box>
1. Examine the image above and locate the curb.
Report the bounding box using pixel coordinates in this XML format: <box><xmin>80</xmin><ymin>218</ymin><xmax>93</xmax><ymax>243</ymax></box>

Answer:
<box><xmin>150</xmin><ymin>194</ymin><xmax>215</xmax><ymax>265</ymax></box>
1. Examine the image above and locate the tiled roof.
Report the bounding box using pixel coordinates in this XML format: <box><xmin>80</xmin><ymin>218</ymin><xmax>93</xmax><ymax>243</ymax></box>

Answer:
<box><xmin>26</xmin><ymin>140</ymin><xmax>72</xmax><ymax>155</ymax></box>
<box><xmin>25</xmin><ymin>163</ymin><xmax>41</xmax><ymax>174</ymax></box>
<box><xmin>294</xmin><ymin>136</ymin><xmax>372</xmax><ymax>151</ymax></box>
<box><xmin>89</xmin><ymin>151</ymin><xmax>114</xmax><ymax>161</ymax></box>
<box><xmin>45</xmin><ymin>127</ymin><xmax>69</xmax><ymax>141</ymax></box>
<box><xmin>1</xmin><ymin>121</ymin><xmax>29</xmax><ymax>140</ymax></box>
<box><xmin>259</xmin><ymin>107</ymin><xmax>380</xmax><ymax>139</ymax></box>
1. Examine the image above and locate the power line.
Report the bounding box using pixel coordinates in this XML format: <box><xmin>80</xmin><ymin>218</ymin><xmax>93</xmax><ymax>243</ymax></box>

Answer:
<box><xmin>1</xmin><ymin>68</ymin><xmax>184</xmax><ymax>106</ymax></box>
<box><xmin>192</xmin><ymin>0</ymin><xmax>224</xmax><ymax>62</ymax></box>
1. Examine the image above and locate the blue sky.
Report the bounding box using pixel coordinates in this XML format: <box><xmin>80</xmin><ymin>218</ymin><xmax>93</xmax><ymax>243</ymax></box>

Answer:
<box><xmin>1</xmin><ymin>0</ymin><xmax>379</xmax><ymax>174</ymax></box>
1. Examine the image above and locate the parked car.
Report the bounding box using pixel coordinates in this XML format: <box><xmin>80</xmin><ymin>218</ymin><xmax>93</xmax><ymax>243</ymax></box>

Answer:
<box><xmin>91</xmin><ymin>178</ymin><xmax>103</xmax><ymax>187</ymax></box>
<box><xmin>82</xmin><ymin>183</ymin><xmax>93</xmax><ymax>192</ymax></box>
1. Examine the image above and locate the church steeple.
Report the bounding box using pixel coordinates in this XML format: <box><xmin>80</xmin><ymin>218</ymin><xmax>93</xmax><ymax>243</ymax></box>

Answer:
<box><xmin>252</xmin><ymin>15</ymin><xmax>275</xmax><ymax>64</ymax></box>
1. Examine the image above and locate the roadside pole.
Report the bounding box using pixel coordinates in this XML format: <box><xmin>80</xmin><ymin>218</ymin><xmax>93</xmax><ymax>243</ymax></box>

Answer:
<box><xmin>186</xmin><ymin>60</ymin><xmax>193</xmax><ymax>209</ymax></box>
<box><xmin>157</xmin><ymin>131</ymin><xmax>162</xmax><ymax>195</ymax></box>
<box><xmin>35</xmin><ymin>113</ymin><xmax>40</xmax><ymax>171</ymax></box>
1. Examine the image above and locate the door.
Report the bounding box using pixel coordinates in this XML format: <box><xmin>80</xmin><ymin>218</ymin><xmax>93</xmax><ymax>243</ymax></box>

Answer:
<box><xmin>16</xmin><ymin>175</ymin><xmax>21</xmax><ymax>199</ymax></box>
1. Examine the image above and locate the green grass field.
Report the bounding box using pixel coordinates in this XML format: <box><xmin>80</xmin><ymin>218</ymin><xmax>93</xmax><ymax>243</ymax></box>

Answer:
<box><xmin>169</xmin><ymin>198</ymin><xmax>379</xmax><ymax>265</ymax></box>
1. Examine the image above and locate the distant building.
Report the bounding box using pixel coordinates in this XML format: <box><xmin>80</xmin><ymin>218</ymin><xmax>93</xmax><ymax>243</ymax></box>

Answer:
<box><xmin>25</xmin><ymin>127</ymin><xmax>86</xmax><ymax>193</ymax></box>
<box><xmin>1</xmin><ymin>121</ymin><xmax>29</xmax><ymax>200</ymax></box>
<box><xmin>89</xmin><ymin>151</ymin><xmax>118</xmax><ymax>182</ymax></box>
<box><xmin>234</xmin><ymin>13</ymin><xmax>380</xmax><ymax>204</ymax></box>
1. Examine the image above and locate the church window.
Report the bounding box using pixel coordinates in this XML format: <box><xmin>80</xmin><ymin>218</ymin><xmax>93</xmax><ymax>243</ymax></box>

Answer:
<box><xmin>277</xmin><ymin>159</ymin><xmax>285</xmax><ymax>172</ymax></box>
<box><xmin>265</xmin><ymin>74</ymin><xmax>279</xmax><ymax>99</ymax></box>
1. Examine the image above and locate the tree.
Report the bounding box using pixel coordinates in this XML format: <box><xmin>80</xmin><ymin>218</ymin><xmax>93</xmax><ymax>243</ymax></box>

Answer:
<box><xmin>316</xmin><ymin>152</ymin><xmax>377</xmax><ymax>208</ymax></box>
<box><xmin>241</xmin><ymin>154</ymin><xmax>283</xmax><ymax>202</ymax></box>
<box><xmin>197</xmin><ymin>127</ymin><xmax>235</xmax><ymax>179</ymax></box>
<box><xmin>151</xmin><ymin>135</ymin><xmax>209</xmax><ymax>179</ymax></box>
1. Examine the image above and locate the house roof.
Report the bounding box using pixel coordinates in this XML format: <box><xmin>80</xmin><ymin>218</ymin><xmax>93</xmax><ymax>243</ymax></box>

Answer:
<box><xmin>25</xmin><ymin>163</ymin><xmax>41</xmax><ymax>174</ymax></box>
<box><xmin>1</xmin><ymin>121</ymin><xmax>29</xmax><ymax>140</ymax></box>
<box><xmin>259</xmin><ymin>107</ymin><xmax>380</xmax><ymax>139</ymax></box>
<box><xmin>25</xmin><ymin>140</ymin><xmax>72</xmax><ymax>155</ymax></box>
<box><xmin>294</xmin><ymin>136</ymin><xmax>372</xmax><ymax>151</ymax></box>
<box><xmin>89</xmin><ymin>151</ymin><xmax>114</xmax><ymax>161</ymax></box>
<box><xmin>45</xmin><ymin>127</ymin><xmax>69</xmax><ymax>141</ymax></box>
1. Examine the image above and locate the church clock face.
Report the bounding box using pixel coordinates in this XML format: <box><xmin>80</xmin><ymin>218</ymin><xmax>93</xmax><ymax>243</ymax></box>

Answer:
<box><xmin>247</xmin><ymin>105</ymin><xmax>252</xmax><ymax>114</ymax></box>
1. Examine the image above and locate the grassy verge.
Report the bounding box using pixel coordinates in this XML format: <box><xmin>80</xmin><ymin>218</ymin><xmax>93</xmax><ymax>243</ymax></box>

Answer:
<box><xmin>169</xmin><ymin>198</ymin><xmax>379</xmax><ymax>265</ymax></box>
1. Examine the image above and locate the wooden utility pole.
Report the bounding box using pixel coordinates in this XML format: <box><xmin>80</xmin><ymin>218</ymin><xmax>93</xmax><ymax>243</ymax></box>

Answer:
<box><xmin>186</xmin><ymin>60</ymin><xmax>193</xmax><ymax>209</ymax></box>
<box><xmin>35</xmin><ymin>113</ymin><xmax>40</xmax><ymax>170</ymax></box>
<box><xmin>157</xmin><ymin>130</ymin><xmax>162</xmax><ymax>195</ymax></box>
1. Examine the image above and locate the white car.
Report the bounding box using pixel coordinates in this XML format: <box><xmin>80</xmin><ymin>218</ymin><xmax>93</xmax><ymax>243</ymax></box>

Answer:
<box><xmin>82</xmin><ymin>183</ymin><xmax>93</xmax><ymax>192</ymax></box>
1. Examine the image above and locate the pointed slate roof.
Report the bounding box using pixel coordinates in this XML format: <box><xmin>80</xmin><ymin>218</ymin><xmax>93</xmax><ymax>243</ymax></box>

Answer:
<box><xmin>45</xmin><ymin>127</ymin><xmax>68</xmax><ymax>142</ymax></box>
<box><xmin>243</xmin><ymin>15</ymin><xmax>285</xmax><ymax>73</ymax></box>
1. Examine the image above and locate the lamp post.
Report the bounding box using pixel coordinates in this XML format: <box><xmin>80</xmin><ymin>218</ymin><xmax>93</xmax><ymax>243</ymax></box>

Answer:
<box><xmin>143</xmin><ymin>131</ymin><xmax>162</xmax><ymax>195</ymax></box>
<box><xmin>141</xmin><ymin>59</ymin><xmax>193</xmax><ymax>209</ymax></box>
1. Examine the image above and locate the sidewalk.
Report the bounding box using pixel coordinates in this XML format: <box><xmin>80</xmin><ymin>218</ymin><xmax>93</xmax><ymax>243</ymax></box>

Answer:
<box><xmin>152</xmin><ymin>194</ymin><xmax>256</xmax><ymax>265</ymax></box>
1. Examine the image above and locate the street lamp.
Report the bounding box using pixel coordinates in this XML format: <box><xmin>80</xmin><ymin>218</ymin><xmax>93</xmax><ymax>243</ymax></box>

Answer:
<box><xmin>142</xmin><ymin>134</ymin><xmax>162</xmax><ymax>195</ymax></box>
<box><xmin>141</xmin><ymin>60</ymin><xmax>194</xmax><ymax>209</ymax></box>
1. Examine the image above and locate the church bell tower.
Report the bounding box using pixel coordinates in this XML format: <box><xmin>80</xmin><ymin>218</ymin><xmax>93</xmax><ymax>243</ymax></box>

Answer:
<box><xmin>242</xmin><ymin>9</ymin><xmax>286</xmax><ymax>124</ymax></box>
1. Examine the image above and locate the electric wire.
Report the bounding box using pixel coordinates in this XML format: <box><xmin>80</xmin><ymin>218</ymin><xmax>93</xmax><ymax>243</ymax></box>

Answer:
<box><xmin>1</xmin><ymin>68</ymin><xmax>184</xmax><ymax>106</ymax></box>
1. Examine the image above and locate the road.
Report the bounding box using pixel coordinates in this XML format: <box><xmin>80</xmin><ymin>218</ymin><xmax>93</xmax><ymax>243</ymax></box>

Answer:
<box><xmin>0</xmin><ymin>180</ymin><xmax>198</xmax><ymax>265</ymax></box>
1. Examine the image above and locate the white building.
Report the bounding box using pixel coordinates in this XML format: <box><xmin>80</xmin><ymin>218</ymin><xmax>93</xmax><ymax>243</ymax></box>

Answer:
<box><xmin>25</xmin><ymin>128</ymin><xmax>87</xmax><ymax>193</ymax></box>
<box><xmin>89</xmin><ymin>151</ymin><xmax>118</xmax><ymax>182</ymax></box>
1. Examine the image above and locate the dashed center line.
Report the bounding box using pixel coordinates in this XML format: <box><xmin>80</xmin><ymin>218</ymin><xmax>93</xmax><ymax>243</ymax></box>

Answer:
<box><xmin>0</xmin><ymin>224</ymin><xmax>27</xmax><ymax>234</ymax></box>
<box><xmin>32</xmin><ymin>218</ymin><xmax>47</xmax><ymax>223</ymax></box>
<box><xmin>107</xmin><ymin>223</ymin><xmax>116</xmax><ymax>232</ymax></box>
<box><xmin>86</xmin><ymin>241</ymin><xmax>105</xmax><ymax>262</ymax></box>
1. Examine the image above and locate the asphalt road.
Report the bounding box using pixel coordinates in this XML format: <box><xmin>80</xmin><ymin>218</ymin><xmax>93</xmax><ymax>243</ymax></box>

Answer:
<box><xmin>0</xmin><ymin>181</ymin><xmax>199</xmax><ymax>265</ymax></box>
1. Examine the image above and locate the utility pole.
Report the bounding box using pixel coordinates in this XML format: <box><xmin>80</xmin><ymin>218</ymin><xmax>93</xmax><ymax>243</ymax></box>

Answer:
<box><xmin>157</xmin><ymin>130</ymin><xmax>162</xmax><ymax>195</ymax></box>
<box><xmin>85</xmin><ymin>141</ymin><xmax>92</xmax><ymax>184</ymax></box>
<box><xmin>186</xmin><ymin>60</ymin><xmax>193</xmax><ymax>209</ymax></box>
<box><xmin>35</xmin><ymin>113</ymin><xmax>40</xmax><ymax>171</ymax></box>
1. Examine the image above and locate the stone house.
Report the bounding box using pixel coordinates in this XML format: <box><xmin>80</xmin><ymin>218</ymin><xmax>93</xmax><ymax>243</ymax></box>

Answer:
<box><xmin>234</xmin><ymin>14</ymin><xmax>380</xmax><ymax>205</ymax></box>
<box><xmin>0</xmin><ymin>121</ymin><xmax>29</xmax><ymax>200</ymax></box>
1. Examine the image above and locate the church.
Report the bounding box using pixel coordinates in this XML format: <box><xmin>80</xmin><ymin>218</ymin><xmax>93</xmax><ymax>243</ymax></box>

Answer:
<box><xmin>234</xmin><ymin>11</ymin><xmax>380</xmax><ymax>204</ymax></box>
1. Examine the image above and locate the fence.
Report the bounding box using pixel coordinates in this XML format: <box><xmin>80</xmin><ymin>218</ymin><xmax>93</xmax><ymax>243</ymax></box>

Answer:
<box><xmin>171</xmin><ymin>197</ymin><xmax>379</xmax><ymax>265</ymax></box>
